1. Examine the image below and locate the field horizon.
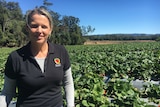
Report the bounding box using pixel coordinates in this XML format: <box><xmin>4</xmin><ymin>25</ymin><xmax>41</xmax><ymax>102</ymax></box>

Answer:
<box><xmin>84</xmin><ymin>40</ymin><xmax>155</xmax><ymax>45</ymax></box>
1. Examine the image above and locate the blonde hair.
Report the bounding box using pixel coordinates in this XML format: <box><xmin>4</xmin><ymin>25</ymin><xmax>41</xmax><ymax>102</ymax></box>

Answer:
<box><xmin>26</xmin><ymin>7</ymin><xmax>53</xmax><ymax>30</ymax></box>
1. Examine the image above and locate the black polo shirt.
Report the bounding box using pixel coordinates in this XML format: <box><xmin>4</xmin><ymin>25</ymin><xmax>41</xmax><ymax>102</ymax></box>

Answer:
<box><xmin>4</xmin><ymin>42</ymin><xmax>71</xmax><ymax>107</ymax></box>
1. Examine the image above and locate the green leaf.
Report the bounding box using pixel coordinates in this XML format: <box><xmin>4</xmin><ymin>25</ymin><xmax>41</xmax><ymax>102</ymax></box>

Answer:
<box><xmin>82</xmin><ymin>100</ymin><xmax>88</xmax><ymax>106</ymax></box>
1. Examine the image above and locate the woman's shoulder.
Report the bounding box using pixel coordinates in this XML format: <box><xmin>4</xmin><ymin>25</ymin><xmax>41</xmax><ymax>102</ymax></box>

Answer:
<box><xmin>49</xmin><ymin>42</ymin><xmax>67</xmax><ymax>52</ymax></box>
<box><xmin>9</xmin><ymin>44</ymin><xmax>30</xmax><ymax>58</ymax></box>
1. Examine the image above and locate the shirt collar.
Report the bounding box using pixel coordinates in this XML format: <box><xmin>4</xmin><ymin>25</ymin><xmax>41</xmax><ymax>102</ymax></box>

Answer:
<box><xmin>23</xmin><ymin>41</ymin><xmax>55</xmax><ymax>57</ymax></box>
<box><xmin>47</xmin><ymin>41</ymin><xmax>55</xmax><ymax>54</ymax></box>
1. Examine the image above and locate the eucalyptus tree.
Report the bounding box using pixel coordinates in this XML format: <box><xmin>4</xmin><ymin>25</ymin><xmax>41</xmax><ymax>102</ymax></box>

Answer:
<box><xmin>81</xmin><ymin>25</ymin><xmax>95</xmax><ymax>36</ymax></box>
<box><xmin>0</xmin><ymin>0</ymin><xmax>24</xmax><ymax>47</ymax></box>
<box><xmin>61</xmin><ymin>16</ymin><xmax>84</xmax><ymax>45</ymax></box>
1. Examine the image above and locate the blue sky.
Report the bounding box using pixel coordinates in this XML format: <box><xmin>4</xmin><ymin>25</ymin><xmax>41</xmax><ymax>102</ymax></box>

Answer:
<box><xmin>6</xmin><ymin>0</ymin><xmax>160</xmax><ymax>35</ymax></box>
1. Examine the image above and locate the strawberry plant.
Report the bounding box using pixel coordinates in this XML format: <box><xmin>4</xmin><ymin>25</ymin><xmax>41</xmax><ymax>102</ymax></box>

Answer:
<box><xmin>1</xmin><ymin>42</ymin><xmax>160</xmax><ymax>106</ymax></box>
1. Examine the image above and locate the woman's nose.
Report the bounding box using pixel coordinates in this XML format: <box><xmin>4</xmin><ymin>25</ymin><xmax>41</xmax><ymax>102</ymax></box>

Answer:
<box><xmin>36</xmin><ymin>26</ymin><xmax>43</xmax><ymax>33</ymax></box>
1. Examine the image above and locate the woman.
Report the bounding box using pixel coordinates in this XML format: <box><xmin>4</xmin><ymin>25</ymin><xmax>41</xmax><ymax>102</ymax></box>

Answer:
<box><xmin>0</xmin><ymin>7</ymin><xmax>74</xmax><ymax>107</ymax></box>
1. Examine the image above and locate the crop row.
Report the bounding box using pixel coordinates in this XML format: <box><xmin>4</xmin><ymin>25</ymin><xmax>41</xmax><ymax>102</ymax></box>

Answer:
<box><xmin>66</xmin><ymin>42</ymin><xmax>160</xmax><ymax>107</ymax></box>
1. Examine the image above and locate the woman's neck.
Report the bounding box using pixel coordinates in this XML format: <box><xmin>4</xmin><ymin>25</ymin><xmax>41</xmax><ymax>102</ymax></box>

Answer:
<box><xmin>30</xmin><ymin>42</ymin><xmax>48</xmax><ymax>58</ymax></box>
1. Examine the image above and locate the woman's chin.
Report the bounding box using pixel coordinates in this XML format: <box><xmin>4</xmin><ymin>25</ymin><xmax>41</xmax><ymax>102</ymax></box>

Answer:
<box><xmin>32</xmin><ymin>39</ymin><xmax>47</xmax><ymax>44</ymax></box>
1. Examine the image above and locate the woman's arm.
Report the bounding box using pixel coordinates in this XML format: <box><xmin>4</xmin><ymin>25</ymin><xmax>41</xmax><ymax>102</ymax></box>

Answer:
<box><xmin>1</xmin><ymin>75</ymin><xmax>16</xmax><ymax>106</ymax></box>
<box><xmin>63</xmin><ymin>67</ymin><xmax>75</xmax><ymax>107</ymax></box>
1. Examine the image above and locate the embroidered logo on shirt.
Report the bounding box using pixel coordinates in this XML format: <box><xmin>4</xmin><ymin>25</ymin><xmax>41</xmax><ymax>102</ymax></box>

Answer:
<box><xmin>54</xmin><ymin>58</ymin><xmax>61</xmax><ymax>67</ymax></box>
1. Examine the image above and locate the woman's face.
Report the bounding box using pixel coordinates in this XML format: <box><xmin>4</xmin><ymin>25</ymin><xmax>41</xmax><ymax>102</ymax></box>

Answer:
<box><xmin>28</xmin><ymin>14</ymin><xmax>52</xmax><ymax>44</ymax></box>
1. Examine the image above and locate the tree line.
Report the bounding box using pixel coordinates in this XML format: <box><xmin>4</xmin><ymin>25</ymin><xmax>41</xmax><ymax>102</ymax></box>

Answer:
<box><xmin>84</xmin><ymin>34</ymin><xmax>160</xmax><ymax>41</ymax></box>
<box><xmin>0</xmin><ymin>0</ymin><xmax>95</xmax><ymax>47</ymax></box>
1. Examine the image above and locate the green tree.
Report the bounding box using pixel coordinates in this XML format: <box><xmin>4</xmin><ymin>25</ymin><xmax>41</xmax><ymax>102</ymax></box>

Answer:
<box><xmin>81</xmin><ymin>25</ymin><xmax>95</xmax><ymax>36</ymax></box>
<box><xmin>0</xmin><ymin>0</ymin><xmax>24</xmax><ymax>47</ymax></box>
<box><xmin>61</xmin><ymin>16</ymin><xmax>84</xmax><ymax>45</ymax></box>
<box><xmin>0</xmin><ymin>0</ymin><xmax>9</xmax><ymax>32</ymax></box>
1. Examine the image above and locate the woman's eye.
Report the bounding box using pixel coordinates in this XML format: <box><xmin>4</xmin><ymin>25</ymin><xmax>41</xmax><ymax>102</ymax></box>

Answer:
<box><xmin>29</xmin><ymin>24</ymin><xmax>48</xmax><ymax>29</ymax></box>
<box><xmin>30</xmin><ymin>24</ymin><xmax>38</xmax><ymax>28</ymax></box>
<box><xmin>42</xmin><ymin>25</ymin><xmax>48</xmax><ymax>29</ymax></box>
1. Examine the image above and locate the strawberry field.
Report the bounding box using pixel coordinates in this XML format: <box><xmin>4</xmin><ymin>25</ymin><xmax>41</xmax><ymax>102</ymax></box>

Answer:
<box><xmin>0</xmin><ymin>42</ymin><xmax>160</xmax><ymax>107</ymax></box>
